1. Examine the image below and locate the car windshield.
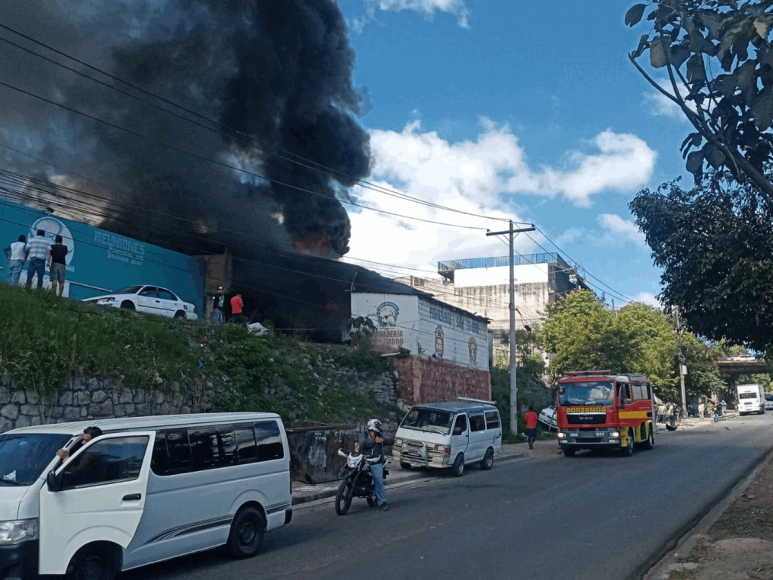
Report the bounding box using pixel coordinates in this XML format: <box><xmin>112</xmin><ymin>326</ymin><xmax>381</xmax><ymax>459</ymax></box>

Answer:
<box><xmin>766</xmin><ymin>394</ymin><xmax>773</xmax><ymax>401</ymax></box>
<box><xmin>0</xmin><ymin>433</ymin><xmax>71</xmax><ymax>486</ymax></box>
<box><xmin>113</xmin><ymin>285</ymin><xmax>143</xmax><ymax>295</ymax></box>
<box><xmin>400</xmin><ymin>408</ymin><xmax>454</xmax><ymax>434</ymax></box>
<box><xmin>558</xmin><ymin>381</ymin><xmax>615</xmax><ymax>407</ymax></box>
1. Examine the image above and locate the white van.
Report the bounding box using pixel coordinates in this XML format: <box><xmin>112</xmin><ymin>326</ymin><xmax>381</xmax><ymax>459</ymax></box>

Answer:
<box><xmin>392</xmin><ymin>398</ymin><xmax>502</xmax><ymax>477</ymax></box>
<box><xmin>0</xmin><ymin>412</ymin><xmax>292</xmax><ymax>580</ymax></box>
<box><xmin>737</xmin><ymin>384</ymin><xmax>766</xmax><ymax>415</ymax></box>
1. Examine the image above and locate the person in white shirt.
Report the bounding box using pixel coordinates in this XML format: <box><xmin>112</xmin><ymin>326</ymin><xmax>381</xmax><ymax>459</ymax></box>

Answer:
<box><xmin>3</xmin><ymin>234</ymin><xmax>27</xmax><ymax>286</ymax></box>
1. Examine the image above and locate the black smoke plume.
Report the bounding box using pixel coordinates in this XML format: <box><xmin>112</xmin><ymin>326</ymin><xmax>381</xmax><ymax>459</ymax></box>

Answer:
<box><xmin>0</xmin><ymin>0</ymin><xmax>371</xmax><ymax>256</ymax></box>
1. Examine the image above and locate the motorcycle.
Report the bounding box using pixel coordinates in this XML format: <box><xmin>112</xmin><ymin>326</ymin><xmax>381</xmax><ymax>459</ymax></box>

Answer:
<box><xmin>334</xmin><ymin>448</ymin><xmax>389</xmax><ymax>515</ymax></box>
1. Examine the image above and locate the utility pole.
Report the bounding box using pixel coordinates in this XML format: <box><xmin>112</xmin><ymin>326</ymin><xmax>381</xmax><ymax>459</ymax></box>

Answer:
<box><xmin>675</xmin><ymin>308</ymin><xmax>687</xmax><ymax>419</ymax></box>
<box><xmin>487</xmin><ymin>221</ymin><xmax>535</xmax><ymax>437</ymax></box>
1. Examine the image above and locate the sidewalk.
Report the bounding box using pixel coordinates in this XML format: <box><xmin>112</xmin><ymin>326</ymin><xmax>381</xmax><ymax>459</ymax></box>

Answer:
<box><xmin>291</xmin><ymin>441</ymin><xmax>542</xmax><ymax>505</ymax></box>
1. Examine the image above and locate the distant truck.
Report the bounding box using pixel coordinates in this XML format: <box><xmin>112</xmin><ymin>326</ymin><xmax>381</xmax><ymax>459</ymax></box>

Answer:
<box><xmin>736</xmin><ymin>384</ymin><xmax>766</xmax><ymax>415</ymax></box>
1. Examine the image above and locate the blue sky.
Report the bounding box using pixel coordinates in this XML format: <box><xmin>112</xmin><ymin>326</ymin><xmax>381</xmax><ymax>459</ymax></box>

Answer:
<box><xmin>338</xmin><ymin>0</ymin><xmax>693</xmax><ymax>308</ymax></box>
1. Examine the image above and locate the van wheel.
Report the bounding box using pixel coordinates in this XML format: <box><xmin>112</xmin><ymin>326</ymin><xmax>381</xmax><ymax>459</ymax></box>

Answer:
<box><xmin>480</xmin><ymin>448</ymin><xmax>494</xmax><ymax>470</ymax></box>
<box><xmin>65</xmin><ymin>544</ymin><xmax>120</xmax><ymax>580</ymax></box>
<box><xmin>451</xmin><ymin>453</ymin><xmax>465</xmax><ymax>477</ymax></box>
<box><xmin>227</xmin><ymin>507</ymin><xmax>265</xmax><ymax>559</ymax></box>
<box><xmin>563</xmin><ymin>449</ymin><xmax>576</xmax><ymax>457</ymax></box>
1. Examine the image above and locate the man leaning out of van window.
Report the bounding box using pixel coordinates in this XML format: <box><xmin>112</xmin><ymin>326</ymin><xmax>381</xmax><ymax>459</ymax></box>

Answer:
<box><xmin>55</xmin><ymin>426</ymin><xmax>103</xmax><ymax>463</ymax></box>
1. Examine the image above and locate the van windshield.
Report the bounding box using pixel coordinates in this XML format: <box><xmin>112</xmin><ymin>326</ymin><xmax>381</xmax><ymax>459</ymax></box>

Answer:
<box><xmin>400</xmin><ymin>409</ymin><xmax>454</xmax><ymax>434</ymax></box>
<box><xmin>0</xmin><ymin>433</ymin><xmax>71</xmax><ymax>486</ymax></box>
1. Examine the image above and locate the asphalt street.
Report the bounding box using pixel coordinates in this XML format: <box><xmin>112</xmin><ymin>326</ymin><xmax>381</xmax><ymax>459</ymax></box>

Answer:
<box><xmin>122</xmin><ymin>415</ymin><xmax>773</xmax><ymax>580</ymax></box>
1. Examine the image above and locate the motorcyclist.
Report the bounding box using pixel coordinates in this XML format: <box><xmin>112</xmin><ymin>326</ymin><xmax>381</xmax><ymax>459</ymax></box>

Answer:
<box><xmin>355</xmin><ymin>419</ymin><xmax>389</xmax><ymax>511</ymax></box>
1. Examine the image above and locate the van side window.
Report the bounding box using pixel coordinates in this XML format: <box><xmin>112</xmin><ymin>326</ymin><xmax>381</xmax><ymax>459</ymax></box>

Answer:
<box><xmin>189</xmin><ymin>426</ymin><xmax>237</xmax><ymax>471</ymax></box>
<box><xmin>485</xmin><ymin>411</ymin><xmax>500</xmax><ymax>429</ymax></box>
<box><xmin>164</xmin><ymin>429</ymin><xmax>192</xmax><ymax>474</ymax></box>
<box><xmin>254</xmin><ymin>421</ymin><xmax>284</xmax><ymax>461</ymax></box>
<box><xmin>62</xmin><ymin>436</ymin><xmax>148</xmax><ymax>489</ymax></box>
<box><xmin>453</xmin><ymin>415</ymin><xmax>467</xmax><ymax>435</ymax></box>
<box><xmin>469</xmin><ymin>414</ymin><xmax>485</xmax><ymax>432</ymax></box>
<box><xmin>234</xmin><ymin>423</ymin><xmax>258</xmax><ymax>463</ymax></box>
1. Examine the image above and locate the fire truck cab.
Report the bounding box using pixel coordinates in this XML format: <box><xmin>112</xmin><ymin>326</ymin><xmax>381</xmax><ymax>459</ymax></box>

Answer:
<box><xmin>555</xmin><ymin>370</ymin><xmax>654</xmax><ymax>457</ymax></box>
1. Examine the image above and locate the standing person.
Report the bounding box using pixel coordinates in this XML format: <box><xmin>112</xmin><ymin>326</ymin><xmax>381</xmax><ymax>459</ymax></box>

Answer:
<box><xmin>356</xmin><ymin>419</ymin><xmax>389</xmax><ymax>511</ymax></box>
<box><xmin>524</xmin><ymin>407</ymin><xmax>539</xmax><ymax>450</ymax></box>
<box><xmin>3</xmin><ymin>234</ymin><xmax>26</xmax><ymax>286</ymax></box>
<box><xmin>24</xmin><ymin>229</ymin><xmax>48</xmax><ymax>289</ymax></box>
<box><xmin>230</xmin><ymin>292</ymin><xmax>248</xmax><ymax>325</ymax></box>
<box><xmin>212</xmin><ymin>286</ymin><xmax>227</xmax><ymax>325</ymax></box>
<box><xmin>47</xmin><ymin>235</ymin><xmax>68</xmax><ymax>297</ymax></box>
<box><xmin>667</xmin><ymin>403</ymin><xmax>675</xmax><ymax>427</ymax></box>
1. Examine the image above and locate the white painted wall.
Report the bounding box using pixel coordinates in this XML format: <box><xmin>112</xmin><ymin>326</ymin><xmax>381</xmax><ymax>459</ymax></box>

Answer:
<box><xmin>351</xmin><ymin>292</ymin><xmax>489</xmax><ymax>370</ymax></box>
<box><xmin>454</xmin><ymin>263</ymin><xmax>549</xmax><ymax>287</ymax></box>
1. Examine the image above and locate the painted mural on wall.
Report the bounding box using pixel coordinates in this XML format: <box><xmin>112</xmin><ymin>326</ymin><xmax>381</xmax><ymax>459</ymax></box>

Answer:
<box><xmin>0</xmin><ymin>199</ymin><xmax>205</xmax><ymax>311</ymax></box>
<box><xmin>351</xmin><ymin>292</ymin><xmax>489</xmax><ymax>371</ymax></box>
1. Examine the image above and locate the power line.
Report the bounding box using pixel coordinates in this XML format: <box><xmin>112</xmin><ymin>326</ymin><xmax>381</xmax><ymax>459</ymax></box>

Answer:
<box><xmin>0</xmin><ymin>22</ymin><xmax>510</xmax><ymax>225</ymax></box>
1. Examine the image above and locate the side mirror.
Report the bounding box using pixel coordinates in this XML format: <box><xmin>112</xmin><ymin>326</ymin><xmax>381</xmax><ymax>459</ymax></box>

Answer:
<box><xmin>46</xmin><ymin>470</ymin><xmax>61</xmax><ymax>492</ymax></box>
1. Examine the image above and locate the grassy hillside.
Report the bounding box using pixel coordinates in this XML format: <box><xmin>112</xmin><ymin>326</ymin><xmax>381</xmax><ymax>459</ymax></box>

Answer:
<box><xmin>0</xmin><ymin>285</ymin><xmax>399</xmax><ymax>424</ymax></box>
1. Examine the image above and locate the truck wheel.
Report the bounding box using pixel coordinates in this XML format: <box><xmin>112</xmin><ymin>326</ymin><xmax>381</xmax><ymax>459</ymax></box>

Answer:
<box><xmin>65</xmin><ymin>543</ymin><xmax>120</xmax><ymax>580</ymax></box>
<box><xmin>400</xmin><ymin>461</ymin><xmax>412</xmax><ymax>470</ymax></box>
<box><xmin>563</xmin><ymin>448</ymin><xmax>576</xmax><ymax>457</ymax></box>
<box><xmin>642</xmin><ymin>427</ymin><xmax>655</xmax><ymax>450</ymax></box>
<box><xmin>451</xmin><ymin>453</ymin><xmax>465</xmax><ymax>477</ymax></box>
<box><xmin>622</xmin><ymin>433</ymin><xmax>635</xmax><ymax>457</ymax></box>
<box><xmin>227</xmin><ymin>506</ymin><xmax>265</xmax><ymax>559</ymax></box>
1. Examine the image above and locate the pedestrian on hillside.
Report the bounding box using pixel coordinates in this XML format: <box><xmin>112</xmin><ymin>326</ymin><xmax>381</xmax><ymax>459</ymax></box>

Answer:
<box><xmin>230</xmin><ymin>292</ymin><xmax>248</xmax><ymax>325</ymax></box>
<box><xmin>524</xmin><ymin>407</ymin><xmax>539</xmax><ymax>449</ymax></box>
<box><xmin>47</xmin><ymin>234</ymin><xmax>68</xmax><ymax>297</ymax></box>
<box><xmin>212</xmin><ymin>286</ymin><xmax>227</xmax><ymax>325</ymax></box>
<box><xmin>3</xmin><ymin>234</ymin><xmax>27</xmax><ymax>286</ymax></box>
<box><xmin>24</xmin><ymin>229</ymin><xmax>48</xmax><ymax>289</ymax></box>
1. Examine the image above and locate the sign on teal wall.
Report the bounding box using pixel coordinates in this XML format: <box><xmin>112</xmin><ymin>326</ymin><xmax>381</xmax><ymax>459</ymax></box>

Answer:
<box><xmin>0</xmin><ymin>199</ymin><xmax>205</xmax><ymax>312</ymax></box>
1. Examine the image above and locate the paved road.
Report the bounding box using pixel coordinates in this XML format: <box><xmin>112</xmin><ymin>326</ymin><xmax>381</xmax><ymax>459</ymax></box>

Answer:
<box><xmin>123</xmin><ymin>415</ymin><xmax>773</xmax><ymax>580</ymax></box>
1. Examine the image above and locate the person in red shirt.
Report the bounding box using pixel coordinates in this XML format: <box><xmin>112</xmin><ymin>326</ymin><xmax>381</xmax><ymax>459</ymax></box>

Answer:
<box><xmin>230</xmin><ymin>293</ymin><xmax>248</xmax><ymax>325</ymax></box>
<box><xmin>524</xmin><ymin>407</ymin><xmax>539</xmax><ymax>450</ymax></box>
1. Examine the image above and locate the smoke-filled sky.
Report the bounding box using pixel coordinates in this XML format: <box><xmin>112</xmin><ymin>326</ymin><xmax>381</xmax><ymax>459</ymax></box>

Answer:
<box><xmin>0</xmin><ymin>0</ymin><xmax>695</xmax><ymax>309</ymax></box>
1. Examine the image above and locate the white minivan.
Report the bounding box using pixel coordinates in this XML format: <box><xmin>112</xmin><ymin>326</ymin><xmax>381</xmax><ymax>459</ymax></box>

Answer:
<box><xmin>392</xmin><ymin>398</ymin><xmax>502</xmax><ymax>477</ymax></box>
<box><xmin>0</xmin><ymin>413</ymin><xmax>292</xmax><ymax>580</ymax></box>
<box><xmin>737</xmin><ymin>384</ymin><xmax>766</xmax><ymax>415</ymax></box>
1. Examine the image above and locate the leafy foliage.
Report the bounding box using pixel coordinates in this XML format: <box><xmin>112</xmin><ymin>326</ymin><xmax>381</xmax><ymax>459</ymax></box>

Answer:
<box><xmin>630</xmin><ymin>176</ymin><xmax>773</xmax><ymax>350</ymax></box>
<box><xmin>627</xmin><ymin>0</ymin><xmax>773</xmax><ymax>199</ymax></box>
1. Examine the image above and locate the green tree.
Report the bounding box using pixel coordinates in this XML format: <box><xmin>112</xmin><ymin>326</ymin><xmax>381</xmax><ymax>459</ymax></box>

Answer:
<box><xmin>680</xmin><ymin>333</ymin><xmax>725</xmax><ymax>398</ymax></box>
<box><xmin>542</xmin><ymin>290</ymin><xmax>636</xmax><ymax>378</ymax></box>
<box><xmin>626</xmin><ymin>1</ymin><xmax>773</xmax><ymax>197</ymax></box>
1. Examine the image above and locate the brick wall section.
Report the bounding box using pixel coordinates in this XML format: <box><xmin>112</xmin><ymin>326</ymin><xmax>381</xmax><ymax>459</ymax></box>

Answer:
<box><xmin>393</xmin><ymin>355</ymin><xmax>491</xmax><ymax>407</ymax></box>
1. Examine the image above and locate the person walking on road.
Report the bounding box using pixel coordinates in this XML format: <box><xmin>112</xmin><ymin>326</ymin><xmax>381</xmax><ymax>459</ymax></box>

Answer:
<box><xmin>24</xmin><ymin>229</ymin><xmax>48</xmax><ymax>289</ymax></box>
<box><xmin>3</xmin><ymin>234</ymin><xmax>26</xmax><ymax>286</ymax></box>
<box><xmin>47</xmin><ymin>234</ymin><xmax>68</xmax><ymax>297</ymax></box>
<box><xmin>230</xmin><ymin>292</ymin><xmax>247</xmax><ymax>325</ymax></box>
<box><xmin>212</xmin><ymin>286</ymin><xmax>227</xmax><ymax>325</ymax></box>
<box><xmin>525</xmin><ymin>407</ymin><xmax>539</xmax><ymax>450</ymax></box>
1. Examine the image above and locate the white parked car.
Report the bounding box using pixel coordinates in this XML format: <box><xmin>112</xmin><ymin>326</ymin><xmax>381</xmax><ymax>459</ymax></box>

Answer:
<box><xmin>82</xmin><ymin>285</ymin><xmax>198</xmax><ymax>320</ymax></box>
<box><xmin>765</xmin><ymin>393</ymin><xmax>773</xmax><ymax>411</ymax></box>
<box><xmin>538</xmin><ymin>404</ymin><xmax>557</xmax><ymax>430</ymax></box>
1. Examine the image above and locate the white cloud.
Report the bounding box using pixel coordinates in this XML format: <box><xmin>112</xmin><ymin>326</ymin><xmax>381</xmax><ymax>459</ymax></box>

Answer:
<box><xmin>597</xmin><ymin>214</ymin><xmax>646</xmax><ymax>246</ymax></box>
<box><xmin>343</xmin><ymin>120</ymin><xmax>656</xmax><ymax>276</ymax></box>
<box><xmin>631</xmin><ymin>292</ymin><xmax>661</xmax><ymax>308</ymax></box>
<box><xmin>350</xmin><ymin>0</ymin><xmax>471</xmax><ymax>32</ymax></box>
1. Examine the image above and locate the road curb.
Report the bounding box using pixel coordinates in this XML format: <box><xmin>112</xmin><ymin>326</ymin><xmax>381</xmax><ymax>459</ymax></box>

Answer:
<box><xmin>291</xmin><ymin>451</ymin><xmax>528</xmax><ymax>506</ymax></box>
<box><xmin>640</xmin><ymin>446</ymin><xmax>773</xmax><ymax>580</ymax></box>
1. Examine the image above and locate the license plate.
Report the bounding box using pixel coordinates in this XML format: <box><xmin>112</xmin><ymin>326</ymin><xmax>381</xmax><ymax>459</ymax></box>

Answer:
<box><xmin>410</xmin><ymin>461</ymin><xmax>423</xmax><ymax>467</ymax></box>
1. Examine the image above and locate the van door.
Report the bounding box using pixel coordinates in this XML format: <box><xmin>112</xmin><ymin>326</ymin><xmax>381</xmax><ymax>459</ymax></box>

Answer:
<box><xmin>39</xmin><ymin>431</ymin><xmax>156</xmax><ymax>575</ymax></box>
<box><xmin>468</xmin><ymin>414</ymin><xmax>487</xmax><ymax>461</ymax></box>
<box><xmin>450</xmin><ymin>414</ymin><xmax>469</xmax><ymax>464</ymax></box>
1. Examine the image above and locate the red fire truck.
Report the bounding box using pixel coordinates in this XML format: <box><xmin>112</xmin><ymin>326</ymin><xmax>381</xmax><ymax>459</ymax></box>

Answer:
<box><xmin>555</xmin><ymin>370</ymin><xmax>654</xmax><ymax>457</ymax></box>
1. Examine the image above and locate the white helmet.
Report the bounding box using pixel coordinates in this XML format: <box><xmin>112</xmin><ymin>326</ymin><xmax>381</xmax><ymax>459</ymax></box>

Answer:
<box><xmin>367</xmin><ymin>418</ymin><xmax>382</xmax><ymax>435</ymax></box>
